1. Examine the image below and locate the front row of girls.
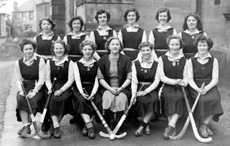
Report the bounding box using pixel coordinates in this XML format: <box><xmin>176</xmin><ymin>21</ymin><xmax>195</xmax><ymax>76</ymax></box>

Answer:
<box><xmin>15</xmin><ymin>34</ymin><xmax>223</xmax><ymax>140</ymax></box>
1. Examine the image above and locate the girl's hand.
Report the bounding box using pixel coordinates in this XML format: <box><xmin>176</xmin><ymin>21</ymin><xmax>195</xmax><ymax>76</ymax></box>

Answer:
<box><xmin>201</xmin><ymin>88</ymin><xmax>208</xmax><ymax>95</ymax></box>
<box><xmin>130</xmin><ymin>96</ymin><xmax>137</xmax><ymax>105</ymax></box>
<box><xmin>175</xmin><ymin>79</ymin><xmax>182</xmax><ymax>85</ymax></box>
<box><xmin>81</xmin><ymin>92</ymin><xmax>89</xmax><ymax>99</ymax></box>
<box><xmin>27</xmin><ymin>90</ymin><xmax>36</xmax><ymax>99</ymax></box>
<box><xmin>179</xmin><ymin>80</ymin><xmax>186</xmax><ymax>87</ymax></box>
<box><xmin>54</xmin><ymin>89</ymin><xmax>63</xmax><ymax>96</ymax></box>
<box><xmin>19</xmin><ymin>90</ymin><xmax>25</xmax><ymax>96</ymax></box>
<box><xmin>137</xmin><ymin>90</ymin><xmax>148</xmax><ymax>96</ymax></box>
<box><xmin>109</xmin><ymin>88</ymin><xmax>117</xmax><ymax>95</ymax></box>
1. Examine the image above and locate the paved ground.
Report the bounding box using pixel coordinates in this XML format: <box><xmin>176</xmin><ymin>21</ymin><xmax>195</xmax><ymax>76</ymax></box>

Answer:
<box><xmin>0</xmin><ymin>61</ymin><xmax>230</xmax><ymax>146</ymax></box>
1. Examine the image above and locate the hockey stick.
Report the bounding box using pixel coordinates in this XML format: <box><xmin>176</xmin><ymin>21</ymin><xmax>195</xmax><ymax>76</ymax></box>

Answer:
<box><xmin>82</xmin><ymin>89</ymin><xmax>126</xmax><ymax>140</ymax></box>
<box><xmin>111</xmin><ymin>84</ymin><xmax>145</xmax><ymax>137</ymax></box>
<box><xmin>169</xmin><ymin>83</ymin><xmax>205</xmax><ymax>140</ymax></box>
<box><xmin>37</xmin><ymin>78</ymin><xmax>56</xmax><ymax>138</ymax></box>
<box><xmin>181</xmin><ymin>86</ymin><xmax>212</xmax><ymax>143</ymax></box>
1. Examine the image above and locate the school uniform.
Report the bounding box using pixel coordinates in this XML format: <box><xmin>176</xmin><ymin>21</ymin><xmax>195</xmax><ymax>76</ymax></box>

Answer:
<box><xmin>63</xmin><ymin>32</ymin><xmax>89</xmax><ymax>62</ymax></box>
<box><xmin>46</xmin><ymin>56</ymin><xmax>74</xmax><ymax>116</ymax></box>
<box><xmin>132</xmin><ymin>57</ymin><xmax>160</xmax><ymax>117</ymax></box>
<box><xmin>118</xmin><ymin>24</ymin><xmax>147</xmax><ymax>61</ymax></box>
<box><xmin>158</xmin><ymin>52</ymin><xmax>188</xmax><ymax>117</ymax></box>
<box><xmin>149</xmin><ymin>25</ymin><xmax>177</xmax><ymax>58</ymax></box>
<box><xmin>15</xmin><ymin>55</ymin><xmax>45</xmax><ymax>121</ymax></box>
<box><xmin>187</xmin><ymin>53</ymin><xmax>223</xmax><ymax>121</ymax></box>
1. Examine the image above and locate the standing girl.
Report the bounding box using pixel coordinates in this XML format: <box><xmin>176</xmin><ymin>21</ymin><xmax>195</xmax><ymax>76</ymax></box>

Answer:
<box><xmin>63</xmin><ymin>16</ymin><xmax>89</xmax><ymax>62</ymax></box>
<box><xmin>118</xmin><ymin>8</ymin><xmax>147</xmax><ymax>61</ymax></box>
<box><xmin>45</xmin><ymin>40</ymin><xmax>74</xmax><ymax>138</ymax></box>
<box><xmin>187</xmin><ymin>34</ymin><xmax>223</xmax><ymax>138</ymax></box>
<box><xmin>90</xmin><ymin>9</ymin><xmax>117</xmax><ymax>60</ymax></box>
<box><xmin>158</xmin><ymin>35</ymin><xmax>188</xmax><ymax>139</ymax></box>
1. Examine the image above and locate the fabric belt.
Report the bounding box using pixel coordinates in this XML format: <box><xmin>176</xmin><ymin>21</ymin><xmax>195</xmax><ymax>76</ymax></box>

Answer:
<box><xmin>139</xmin><ymin>82</ymin><xmax>151</xmax><ymax>85</ymax></box>
<box><xmin>97</xmin><ymin>50</ymin><xmax>108</xmax><ymax>53</ymax></box>
<box><xmin>123</xmin><ymin>48</ymin><xmax>138</xmax><ymax>51</ymax></box>
<box><xmin>155</xmin><ymin>49</ymin><xmax>168</xmax><ymax>52</ymax></box>
<box><xmin>69</xmin><ymin>55</ymin><xmax>82</xmax><ymax>58</ymax></box>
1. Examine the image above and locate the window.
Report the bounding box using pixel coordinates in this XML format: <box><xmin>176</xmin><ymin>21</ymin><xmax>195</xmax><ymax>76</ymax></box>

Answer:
<box><xmin>29</xmin><ymin>11</ymin><xmax>33</xmax><ymax>20</ymax></box>
<box><xmin>215</xmin><ymin>0</ymin><xmax>221</xmax><ymax>5</ymax></box>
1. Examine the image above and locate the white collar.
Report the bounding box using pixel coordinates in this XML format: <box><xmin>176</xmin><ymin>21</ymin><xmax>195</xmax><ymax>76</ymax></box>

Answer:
<box><xmin>68</xmin><ymin>32</ymin><xmax>86</xmax><ymax>37</ymax></box>
<box><xmin>139</xmin><ymin>55</ymin><xmax>155</xmax><ymax>63</ymax></box>
<box><xmin>39</xmin><ymin>31</ymin><xmax>54</xmax><ymax>36</ymax></box>
<box><xmin>125</xmin><ymin>23</ymin><xmax>139</xmax><ymax>28</ymax></box>
<box><xmin>79</xmin><ymin>58</ymin><xmax>96</xmax><ymax>65</ymax></box>
<box><xmin>165</xmin><ymin>51</ymin><xmax>184</xmax><ymax>60</ymax></box>
<box><xmin>194</xmin><ymin>52</ymin><xmax>212</xmax><ymax>59</ymax></box>
<box><xmin>156</xmin><ymin>24</ymin><xmax>172</xmax><ymax>30</ymax></box>
<box><xmin>23</xmin><ymin>54</ymin><xmax>37</xmax><ymax>62</ymax></box>
<box><xmin>52</xmin><ymin>55</ymin><xmax>68</xmax><ymax>62</ymax></box>
<box><xmin>184</xmin><ymin>29</ymin><xmax>201</xmax><ymax>35</ymax></box>
<box><xmin>97</xmin><ymin>25</ymin><xmax>112</xmax><ymax>31</ymax></box>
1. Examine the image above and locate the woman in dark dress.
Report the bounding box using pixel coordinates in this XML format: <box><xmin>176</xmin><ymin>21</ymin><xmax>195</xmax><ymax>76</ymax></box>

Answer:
<box><xmin>63</xmin><ymin>16</ymin><xmax>89</xmax><ymax>62</ymax></box>
<box><xmin>90</xmin><ymin>9</ymin><xmax>117</xmax><ymax>60</ymax></box>
<box><xmin>33</xmin><ymin>18</ymin><xmax>60</xmax><ymax>59</ymax></box>
<box><xmin>158</xmin><ymin>35</ymin><xmax>188</xmax><ymax>139</ymax></box>
<box><xmin>45</xmin><ymin>40</ymin><xmax>74</xmax><ymax>138</ymax></box>
<box><xmin>15</xmin><ymin>39</ymin><xmax>45</xmax><ymax>138</ymax></box>
<box><xmin>118</xmin><ymin>8</ymin><xmax>147</xmax><ymax>61</ymax></box>
<box><xmin>97</xmin><ymin>37</ymin><xmax>132</xmax><ymax>131</ymax></box>
<box><xmin>131</xmin><ymin>42</ymin><xmax>160</xmax><ymax>136</ymax></box>
<box><xmin>178</xmin><ymin>12</ymin><xmax>208</xmax><ymax>59</ymax></box>
<box><xmin>72</xmin><ymin>40</ymin><xmax>100</xmax><ymax>139</ymax></box>
<box><xmin>187</xmin><ymin>34</ymin><xmax>223</xmax><ymax>138</ymax></box>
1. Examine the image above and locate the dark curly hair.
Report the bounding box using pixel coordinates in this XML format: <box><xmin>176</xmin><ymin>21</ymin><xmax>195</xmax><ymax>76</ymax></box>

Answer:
<box><xmin>155</xmin><ymin>8</ymin><xmax>171</xmax><ymax>22</ymax></box>
<box><xmin>138</xmin><ymin>42</ymin><xmax>154</xmax><ymax>50</ymax></box>
<box><xmin>39</xmin><ymin>18</ymin><xmax>56</xmax><ymax>30</ymax></box>
<box><xmin>19</xmin><ymin>38</ymin><xmax>37</xmax><ymax>52</ymax></box>
<box><xmin>51</xmin><ymin>40</ymin><xmax>70</xmax><ymax>55</ymax></box>
<box><xmin>68</xmin><ymin>15</ymin><xmax>84</xmax><ymax>31</ymax></box>
<box><xmin>193</xmin><ymin>34</ymin><xmax>213</xmax><ymax>50</ymax></box>
<box><xmin>166</xmin><ymin>35</ymin><xmax>184</xmax><ymax>49</ymax></box>
<box><xmin>124</xmin><ymin>8</ymin><xmax>140</xmax><ymax>22</ymax></box>
<box><xmin>104</xmin><ymin>37</ymin><xmax>123</xmax><ymax>54</ymax></box>
<box><xmin>95</xmin><ymin>9</ymin><xmax>110</xmax><ymax>23</ymax></box>
<box><xmin>182</xmin><ymin>12</ymin><xmax>203</xmax><ymax>31</ymax></box>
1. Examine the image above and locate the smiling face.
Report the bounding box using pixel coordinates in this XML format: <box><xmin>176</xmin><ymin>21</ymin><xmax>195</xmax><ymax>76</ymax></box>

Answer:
<box><xmin>41</xmin><ymin>20</ymin><xmax>52</xmax><ymax>33</ymax></box>
<box><xmin>168</xmin><ymin>38</ymin><xmax>181</xmax><ymax>55</ymax></box>
<box><xmin>108</xmin><ymin>39</ymin><xmax>121</xmax><ymax>55</ymax></box>
<box><xmin>53</xmin><ymin>43</ymin><xmax>65</xmax><ymax>57</ymax></box>
<box><xmin>23</xmin><ymin>44</ymin><xmax>35</xmax><ymax>59</ymax></box>
<box><xmin>72</xmin><ymin>19</ymin><xmax>81</xmax><ymax>32</ymax></box>
<box><xmin>127</xmin><ymin>11</ymin><xmax>137</xmax><ymax>24</ymax></box>
<box><xmin>98</xmin><ymin>13</ymin><xmax>108</xmax><ymax>25</ymax></box>
<box><xmin>197</xmin><ymin>41</ymin><xmax>209</xmax><ymax>55</ymax></box>
<box><xmin>82</xmin><ymin>45</ymin><xmax>94</xmax><ymax>59</ymax></box>
<box><xmin>187</xmin><ymin>16</ymin><xmax>198</xmax><ymax>30</ymax></box>
<box><xmin>158</xmin><ymin>11</ymin><xmax>168</xmax><ymax>25</ymax></box>
<box><xmin>141</xmin><ymin>46</ymin><xmax>152</xmax><ymax>60</ymax></box>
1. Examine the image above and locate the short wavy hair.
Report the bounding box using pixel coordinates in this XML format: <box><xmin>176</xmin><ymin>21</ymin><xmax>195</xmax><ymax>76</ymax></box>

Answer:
<box><xmin>68</xmin><ymin>15</ymin><xmax>84</xmax><ymax>31</ymax></box>
<box><xmin>104</xmin><ymin>37</ymin><xmax>123</xmax><ymax>54</ymax></box>
<box><xmin>182</xmin><ymin>12</ymin><xmax>203</xmax><ymax>31</ymax></box>
<box><xmin>19</xmin><ymin>38</ymin><xmax>37</xmax><ymax>52</ymax></box>
<box><xmin>155</xmin><ymin>8</ymin><xmax>171</xmax><ymax>22</ymax></box>
<box><xmin>79</xmin><ymin>40</ymin><xmax>97</xmax><ymax>54</ymax></box>
<box><xmin>166</xmin><ymin>35</ymin><xmax>184</xmax><ymax>49</ymax></box>
<box><xmin>138</xmin><ymin>42</ymin><xmax>154</xmax><ymax>50</ymax></box>
<box><xmin>124</xmin><ymin>8</ymin><xmax>140</xmax><ymax>22</ymax></box>
<box><xmin>193</xmin><ymin>34</ymin><xmax>213</xmax><ymax>50</ymax></box>
<box><xmin>51</xmin><ymin>40</ymin><xmax>70</xmax><ymax>56</ymax></box>
<box><xmin>39</xmin><ymin>18</ymin><xmax>56</xmax><ymax>30</ymax></box>
<box><xmin>95</xmin><ymin>9</ymin><xmax>111</xmax><ymax>23</ymax></box>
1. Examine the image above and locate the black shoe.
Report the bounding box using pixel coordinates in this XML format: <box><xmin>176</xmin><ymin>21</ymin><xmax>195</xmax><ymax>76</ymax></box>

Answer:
<box><xmin>82</xmin><ymin>126</ymin><xmax>88</xmax><ymax>136</ymax></box>
<box><xmin>88</xmin><ymin>128</ymin><xmax>95</xmax><ymax>139</ymax></box>
<box><xmin>69</xmin><ymin>117</ymin><xmax>77</xmax><ymax>124</ymax></box>
<box><xmin>53</xmin><ymin>127</ymin><xmax>61</xmax><ymax>138</ymax></box>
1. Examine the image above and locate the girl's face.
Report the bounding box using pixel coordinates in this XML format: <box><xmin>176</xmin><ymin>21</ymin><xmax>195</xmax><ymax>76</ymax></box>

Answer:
<box><xmin>127</xmin><ymin>11</ymin><xmax>137</xmax><ymax>24</ymax></box>
<box><xmin>98</xmin><ymin>13</ymin><xmax>108</xmax><ymax>25</ymax></box>
<box><xmin>198</xmin><ymin>41</ymin><xmax>209</xmax><ymax>55</ymax></box>
<box><xmin>41</xmin><ymin>20</ymin><xmax>52</xmax><ymax>32</ymax></box>
<box><xmin>72</xmin><ymin>19</ymin><xmax>81</xmax><ymax>32</ymax></box>
<box><xmin>158</xmin><ymin>11</ymin><xmax>168</xmax><ymax>25</ymax></box>
<box><xmin>141</xmin><ymin>46</ymin><xmax>152</xmax><ymax>60</ymax></box>
<box><xmin>82</xmin><ymin>45</ymin><xmax>94</xmax><ymax>59</ymax></box>
<box><xmin>168</xmin><ymin>39</ymin><xmax>181</xmax><ymax>54</ymax></box>
<box><xmin>23</xmin><ymin>44</ymin><xmax>34</xmax><ymax>59</ymax></box>
<box><xmin>187</xmin><ymin>16</ymin><xmax>198</xmax><ymax>30</ymax></box>
<box><xmin>54</xmin><ymin>43</ymin><xmax>65</xmax><ymax>57</ymax></box>
<box><xmin>108</xmin><ymin>39</ymin><xmax>121</xmax><ymax>54</ymax></box>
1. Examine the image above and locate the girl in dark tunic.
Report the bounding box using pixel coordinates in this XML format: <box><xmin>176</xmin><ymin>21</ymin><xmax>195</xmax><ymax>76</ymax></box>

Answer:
<box><xmin>72</xmin><ymin>40</ymin><xmax>100</xmax><ymax>139</ymax></box>
<box><xmin>187</xmin><ymin>34</ymin><xmax>223</xmax><ymax>138</ymax></box>
<box><xmin>33</xmin><ymin>18</ymin><xmax>60</xmax><ymax>59</ymax></box>
<box><xmin>63</xmin><ymin>16</ymin><xmax>89</xmax><ymax>62</ymax></box>
<box><xmin>178</xmin><ymin>12</ymin><xmax>208</xmax><ymax>59</ymax></box>
<box><xmin>45</xmin><ymin>40</ymin><xmax>74</xmax><ymax>138</ymax></box>
<box><xmin>90</xmin><ymin>9</ymin><xmax>117</xmax><ymax>60</ymax></box>
<box><xmin>15</xmin><ymin>39</ymin><xmax>45</xmax><ymax>138</ymax></box>
<box><xmin>131</xmin><ymin>42</ymin><xmax>160</xmax><ymax>136</ymax></box>
<box><xmin>158</xmin><ymin>35</ymin><xmax>188</xmax><ymax>139</ymax></box>
<box><xmin>97</xmin><ymin>37</ymin><xmax>132</xmax><ymax>132</ymax></box>
<box><xmin>118</xmin><ymin>8</ymin><xmax>147</xmax><ymax>61</ymax></box>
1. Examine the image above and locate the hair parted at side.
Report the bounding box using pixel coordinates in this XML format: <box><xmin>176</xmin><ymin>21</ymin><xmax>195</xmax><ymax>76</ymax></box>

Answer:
<box><xmin>183</xmin><ymin>12</ymin><xmax>203</xmax><ymax>31</ymax></box>
<box><xmin>124</xmin><ymin>8</ymin><xmax>140</xmax><ymax>22</ymax></box>
<box><xmin>51</xmin><ymin>39</ymin><xmax>70</xmax><ymax>55</ymax></box>
<box><xmin>166</xmin><ymin>35</ymin><xmax>184</xmax><ymax>49</ymax></box>
<box><xmin>79</xmin><ymin>40</ymin><xmax>97</xmax><ymax>53</ymax></box>
<box><xmin>104</xmin><ymin>37</ymin><xmax>123</xmax><ymax>53</ymax></box>
<box><xmin>155</xmin><ymin>8</ymin><xmax>171</xmax><ymax>22</ymax></box>
<box><xmin>39</xmin><ymin>18</ymin><xmax>56</xmax><ymax>30</ymax></box>
<box><xmin>19</xmin><ymin>38</ymin><xmax>37</xmax><ymax>52</ymax></box>
<box><xmin>138</xmin><ymin>42</ymin><xmax>154</xmax><ymax>50</ymax></box>
<box><xmin>95</xmin><ymin>9</ymin><xmax>111</xmax><ymax>23</ymax></box>
<box><xmin>193</xmin><ymin>34</ymin><xmax>213</xmax><ymax>50</ymax></box>
<box><xmin>68</xmin><ymin>15</ymin><xmax>85</xmax><ymax>31</ymax></box>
